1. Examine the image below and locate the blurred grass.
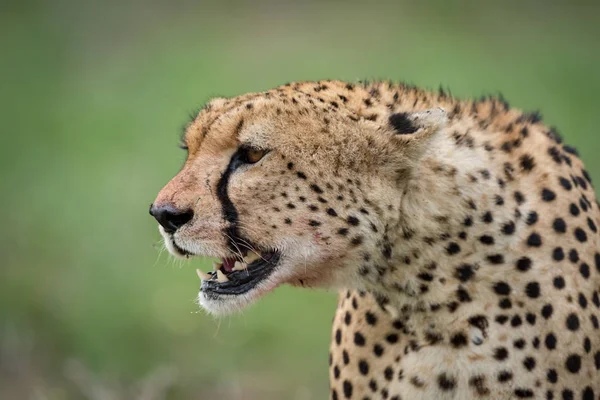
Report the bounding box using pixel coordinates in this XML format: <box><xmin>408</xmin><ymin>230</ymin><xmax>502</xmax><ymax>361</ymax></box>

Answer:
<box><xmin>1</xmin><ymin>0</ymin><xmax>599</xmax><ymax>398</ymax></box>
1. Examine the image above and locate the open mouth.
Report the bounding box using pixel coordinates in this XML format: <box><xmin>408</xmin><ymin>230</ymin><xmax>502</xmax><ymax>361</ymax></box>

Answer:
<box><xmin>196</xmin><ymin>251</ymin><xmax>281</xmax><ymax>296</ymax></box>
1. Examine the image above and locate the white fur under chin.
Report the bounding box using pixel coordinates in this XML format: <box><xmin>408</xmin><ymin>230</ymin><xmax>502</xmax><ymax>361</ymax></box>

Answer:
<box><xmin>196</xmin><ymin>276</ymin><xmax>278</xmax><ymax>315</ymax></box>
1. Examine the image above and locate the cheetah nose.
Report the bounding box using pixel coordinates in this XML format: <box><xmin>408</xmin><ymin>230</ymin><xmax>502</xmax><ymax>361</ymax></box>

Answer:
<box><xmin>149</xmin><ymin>203</ymin><xmax>194</xmax><ymax>234</ymax></box>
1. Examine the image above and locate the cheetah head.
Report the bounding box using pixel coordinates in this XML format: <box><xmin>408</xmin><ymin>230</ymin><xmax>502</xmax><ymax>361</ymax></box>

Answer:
<box><xmin>150</xmin><ymin>82</ymin><xmax>446</xmax><ymax>314</ymax></box>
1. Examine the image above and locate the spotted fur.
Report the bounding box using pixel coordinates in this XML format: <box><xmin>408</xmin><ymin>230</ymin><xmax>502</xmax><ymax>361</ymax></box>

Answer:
<box><xmin>151</xmin><ymin>80</ymin><xmax>600</xmax><ymax>399</ymax></box>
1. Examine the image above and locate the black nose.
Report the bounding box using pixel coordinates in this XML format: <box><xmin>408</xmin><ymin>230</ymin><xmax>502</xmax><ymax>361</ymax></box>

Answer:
<box><xmin>149</xmin><ymin>203</ymin><xmax>194</xmax><ymax>234</ymax></box>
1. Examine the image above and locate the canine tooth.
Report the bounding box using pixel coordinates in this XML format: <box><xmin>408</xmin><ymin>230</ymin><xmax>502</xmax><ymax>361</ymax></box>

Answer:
<box><xmin>233</xmin><ymin>261</ymin><xmax>246</xmax><ymax>271</ymax></box>
<box><xmin>196</xmin><ymin>269</ymin><xmax>212</xmax><ymax>281</ymax></box>
<box><xmin>212</xmin><ymin>262</ymin><xmax>222</xmax><ymax>271</ymax></box>
<box><xmin>216</xmin><ymin>269</ymin><xmax>229</xmax><ymax>283</ymax></box>
<box><xmin>244</xmin><ymin>252</ymin><xmax>261</xmax><ymax>264</ymax></box>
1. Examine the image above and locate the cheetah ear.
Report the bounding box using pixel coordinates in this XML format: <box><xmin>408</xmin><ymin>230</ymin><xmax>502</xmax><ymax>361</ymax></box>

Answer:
<box><xmin>387</xmin><ymin>107</ymin><xmax>447</xmax><ymax>160</ymax></box>
<box><xmin>388</xmin><ymin>107</ymin><xmax>446</xmax><ymax>137</ymax></box>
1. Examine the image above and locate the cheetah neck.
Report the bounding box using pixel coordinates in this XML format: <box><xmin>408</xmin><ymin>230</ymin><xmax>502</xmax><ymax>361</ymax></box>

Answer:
<box><xmin>359</xmin><ymin>116</ymin><xmax>506</xmax><ymax>333</ymax></box>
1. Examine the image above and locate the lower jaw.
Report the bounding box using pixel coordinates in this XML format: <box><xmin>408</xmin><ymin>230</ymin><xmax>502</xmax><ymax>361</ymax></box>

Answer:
<box><xmin>200</xmin><ymin>252</ymin><xmax>281</xmax><ymax>296</ymax></box>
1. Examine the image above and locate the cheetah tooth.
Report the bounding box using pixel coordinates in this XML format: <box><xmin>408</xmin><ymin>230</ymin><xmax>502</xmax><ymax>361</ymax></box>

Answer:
<box><xmin>216</xmin><ymin>269</ymin><xmax>229</xmax><ymax>283</ymax></box>
<box><xmin>233</xmin><ymin>261</ymin><xmax>247</xmax><ymax>271</ymax></box>
<box><xmin>212</xmin><ymin>261</ymin><xmax>222</xmax><ymax>271</ymax></box>
<box><xmin>243</xmin><ymin>252</ymin><xmax>261</xmax><ymax>264</ymax></box>
<box><xmin>196</xmin><ymin>269</ymin><xmax>212</xmax><ymax>281</ymax></box>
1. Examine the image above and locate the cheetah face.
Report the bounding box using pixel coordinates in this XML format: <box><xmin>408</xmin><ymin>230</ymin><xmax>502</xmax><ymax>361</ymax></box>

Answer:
<box><xmin>150</xmin><ymin>92</ymin><xmax>445</xmax><ymax>314</ymax></box>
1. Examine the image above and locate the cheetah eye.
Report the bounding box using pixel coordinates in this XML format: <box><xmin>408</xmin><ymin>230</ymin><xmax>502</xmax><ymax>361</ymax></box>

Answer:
<box><xmin>241</xmin><ymin>147</ymin><xmax>268</xmax><ymax>164</ymax></box>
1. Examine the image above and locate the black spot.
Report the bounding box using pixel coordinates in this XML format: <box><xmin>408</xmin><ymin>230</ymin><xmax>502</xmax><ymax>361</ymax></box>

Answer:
<box><xmin>309</xmin><ymin>184</ymin><xmax>323</xmax><ymax>194</ymax></box>
<box><xmin>565</xmin><ymin>354</ymin><xmax>581</xmax><ymax>373</ymax></box>
<box><xmin>343</xmin><ymin>380</ymin><xmax>353</xmax><ymax>398</ymax></box>
<box><xmin>373</xmin><ymin>344</ymin><xmax>384</xmax><ymax>357</ymax></box>
<box><xmin>347</xmin><ymin>216</ymin><xmax>360</xmax><ymax>226</ymax></box>
<box><xmin>351</xmin><ymin>236</ymin><xmax>364</xmax><ymax>246</ymax></box>
<box><xmin>568</xmin><ymin>249</ymin><xmax>579</xmax><ymax>263</ymax></box>
<box><xmin>526</xmin><ymin>313</ymin><xmax>536</xmax><ymax>325</ymax></box>
<box><xmin>514</xmin><ymin>191</ymin><xmax>526</xmax><ymax>204</ymax></box>
<box><xmin>446</xmin><ymin>242</ymin><xmax>461</xmax><ymax>255</ymax></box>
<box><xmin>309</xmin><ymin>220</ymin><xmax>321</xmax><ymax>227</ymax></box>
<box><xmin>511</xmin><ymin>315</ymin><xmax>522</xmax><ymax>327</ymax></box>
<box><xmin>526</xmin><ymin>211</ymin><xmax>538</xmax><ymax>225</ymax></box>
<box><xmin>479</xmin><ymin>235</ymin><xmax>494</xmax><ymax>245</ymax></box>
<box><xmin>498</xmin><ymin>370</ymin><xmax>513</xmax><ymax>382</ymax></box>
<box><xmin>548</xmin><ymin>146</ymin><xmax>562</xmax><ymax>164</ymax></box>
<box><xmin>384</xmin><ymin>367</ymin><xmax>394</xmax><ymax>381</ymax></box>
<box><xmin>516</xmin><ymin>257</ymin><xmax>532</xmax><ymax>272</ymax></box>
<box><xmin>541</xmin><ymin>188</ymin><xmax>556</xmax><ymax>202</ymax></box>
<box><xmin>482</xmin><ymin>211</ymin><xmax>493</xmax><ymax>223</ymax></box>
<box><xmin>417</xmin><ymin>272</ymin><xmax>434</xmax><ymax>281</ymax></box>
<box><xmin>525</xmin><ymin>282</ymin><xmax>541</xmax><ymax>298</ymax></box>
<box><xmin>526</xmin><ymin>233</ymin><xmax>542</xmax><ymax>247</ymax></box>
<box><xmin>493</xmin><ymin>281</ymin><xmax>511</xmax><ymax>295</ymax></box>
<box><xmin>455</xmin><ymin>264</ymin><xmax>474</xmax><ymax>282</ymax></box>
<box><xmin>552</xmin><ymin>218</ymin><xmax>566</xmax><ymax>233</ymax></box>
<box><xmin>514</xmin><ymin>388</ymin><xmax>534</xmax><ymax>398</ymax></box>
<box><xmin>519</xmin><ymin>154</ymin><xmax>535</xmax><ymax>171</ymax></box>
<box><xmin>493</xmin><ymin>347</ymin><xmax>509</xmax><ymax>361</ymax></box>
<box><xmin>523</xmin><ymin>357</ymin><xmax>536</xmax><ymax>371</ymax></box>
<box><xmin>541</xmin><ymin>304</ymin><xmax>553</xmax><ymax>319</ymax></box>
<box><xmin>553</xmin><ymin>276</ymin><xmax>565</xmax><ymax>289</ymax></box>
<box><xmin>354</xmin><ymin>332</ymin><xmax>366</xmax><ymax>346</ymax></box>
<box><xmin>326</xmin><ymin>208</ymin><xmax>338</xmax><ymax>217</ymax></box>
<box><xmin>450</xmin><ymin>332</ymin><xmax>468</xmax><ymax>348</ymax></box>
<box><xmin>587</xmin><ymin>217</ymin><xmax>597</xmax><ymax>232</ymax></box>
<box><xmin>545</xmin><ymin>333</ymin><xmax>557</xmax><ymax>350</ymax></box>
<box><xmin>566</xmin><ymin>313</ymin><xmax>580</xmax><ymax>331</ymax></box>
<box><xmin>296</xmin><ymin>171</ymin><xmax>307</xmax><ymax>179</ymax></box>
<box><xmin>552</xmin><ymin>247</ymin><xmax>565</xmax><ymax>261</ymax></box>
<box><xmin>547</xmin><ymin>369</ymin><xmax>557</xmax><ymax>383</ymax></box>
<box><xmin>499</xmin><ymin>298</ymin><xmax>512</xmax><ymax>309</ymax></box>
<box><xmin>559</xmin><ymin>177</ymin><xmax>572</xmax><ymax>191</ymax></box>
<box><xmin>335</xmin><ymin>329</ymin><xmax>342</xmax><ymax>345</ymax></box>
<box><xmin>386</xmin><ymin>333</ymin><xmax>399</xmax><ymax>344</ymax></box>
<box><xmin>574</xmin><ymin>228</ymin><xmax>587</xmax><ymax>242</ymax></box>
<box><xmin>582</xmin><ymin>387</ymin><xmax>594</xmax><ymax>400</ymax></box>
<box><xmin>437</xmin><ymin>373</ymin><xmax>456</xmax><ymax>390</ymax></box>
<box><xmin>368</xmin><ymin>379</ymin><xmax>377</xmax><ymax>392</ymax></box>
<box><xmin>578</xmin><ymin>293</ymin><xmax>588</xmax><ymax>309</ymax></box>
<box><xmin>487</xmin><ymin>254</ymin><xmax>504</xmax><ymax>264</ymax></box>
<box><xmin>502</xmin><ymin>221</ymin><xmax>516</xmax><ymax>235</ymax></box>
<box><xmin>570</xmin><ymin>203</ymin><xmax>580</xmax><ymax>216</ymax></box>
<box><xmin>389</xmin><ymin>113</ymin><xmax>418</xmax><ymax>134</ymax></box>
<box><xmin>365</xmin><ymin>311</ymin><xmax>377</xmax><ymax>326</ymax></box>
<box><xmin>358</xmin><ymin>360</ymin><xmax>369</xmax><ymax>375</ymax></box>
<box><xmin>580</xmin><ymin>263</ymin><xmax>590</xmax><ymax>279</ymax></box>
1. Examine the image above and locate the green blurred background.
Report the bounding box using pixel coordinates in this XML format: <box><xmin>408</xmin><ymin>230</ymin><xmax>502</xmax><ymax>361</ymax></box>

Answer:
<box><xmin>1</xmin><ymin>1</ymin><xmax>599</xmax><ymax>398</ymax></box>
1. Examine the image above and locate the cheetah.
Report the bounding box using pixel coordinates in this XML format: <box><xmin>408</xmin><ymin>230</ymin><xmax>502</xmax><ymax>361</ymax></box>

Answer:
<box><xmin>150</xmin><ymin>80</ymin><xmax>600</xmax><ymax>399</ymax></box>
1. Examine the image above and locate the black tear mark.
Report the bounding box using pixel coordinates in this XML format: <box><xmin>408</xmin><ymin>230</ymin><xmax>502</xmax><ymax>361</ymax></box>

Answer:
<box><xmin>389</xmin><ymin>113</ymin><xmax>418</xmax><ymax>135</ymax></box>
<box><xmin>216</xmin><ymin>148</ymin><xmax>246</xmax><ymax>252</ymax></box>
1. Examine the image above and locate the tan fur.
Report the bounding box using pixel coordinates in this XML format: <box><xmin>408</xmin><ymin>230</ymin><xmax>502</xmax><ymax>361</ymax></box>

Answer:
<box><xmin>152</xmin><ymin>80</ymin><xmax>600</xmax><ymax>399</ymax></box>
